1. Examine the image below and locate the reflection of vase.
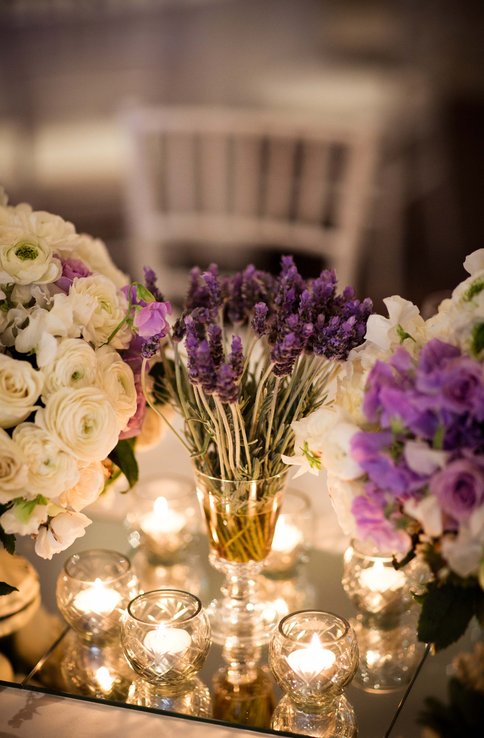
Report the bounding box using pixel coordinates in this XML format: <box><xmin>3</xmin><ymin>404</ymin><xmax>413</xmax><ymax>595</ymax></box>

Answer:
<box><xmin>195</xmin><ymin>470</ymin><xmax>287</xmax><ymax>646</ymax></box>
<box><xmin>212</xmin><ymin>664</ymin><xmax>276</xmax><ymax>729</ymax></box>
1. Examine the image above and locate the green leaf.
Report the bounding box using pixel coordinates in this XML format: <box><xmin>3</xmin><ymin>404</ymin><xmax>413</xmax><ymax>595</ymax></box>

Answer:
<box><xmin>417</xmin><ymin>581</ymin><xmax>478</xmax><ymax>650</ymax></box>
<box><xmin>0</xmin><ymin>581</ymin><xmax>18</xmax><ymax>596</ymax></box>
<box><xmin>0</xmin><ymin>525</ymin><xmax>16</xmax><ymax>555</ymax></box>
<box><xmin>108</xmin><ymin>439</ymin><xmax>139</xmax><ymax>490</ymax></box>
<box><xmin>433</xmin><ymin>423</ymin><xmax>445</xmax><ymax>450</ymax></box>
<box><xmin>471</xmin><ymin>321</ymin><xmax>484</xmax><ymax>357</ymax></box>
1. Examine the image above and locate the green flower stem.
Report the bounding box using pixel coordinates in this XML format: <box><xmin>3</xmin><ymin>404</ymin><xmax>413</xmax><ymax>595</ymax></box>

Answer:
<box><xmin>235</xmin><ymin>405</ymin><xmax>253</xmax><ymax>476</ymax></box>
<box><xmin>196</xmin><ymin>387</ymin><xmax>229</xmax><ymax>478</ymax></box>
<box><xmin>215</xmin><ymin>398</ymin><xmax>236</xmax><ymax>478</ymax></box>
<box><xmin>249</xmin><ymin>361</ymin><xmax>274</xmax><ymax>439</ymax></box>
<box><xmin>229</xmin><ymin>403</ymin><xmax>242</xmax><ymax>469</ymax></box>
<box><xmin>264</xmin><ymin>376</ymin><xmax>280</xmax><ymax>455</ymax></box>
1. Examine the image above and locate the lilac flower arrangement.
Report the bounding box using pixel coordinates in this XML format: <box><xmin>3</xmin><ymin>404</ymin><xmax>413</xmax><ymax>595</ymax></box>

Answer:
<box><xmin>283</xmin><ymin>249</ymin><xmax>484</xmax><ymax>649</ymax></box>
<box><xmin>147</xmin><ymin>256</ymin><xmax>372</xmax><ymax>481</ymax></box>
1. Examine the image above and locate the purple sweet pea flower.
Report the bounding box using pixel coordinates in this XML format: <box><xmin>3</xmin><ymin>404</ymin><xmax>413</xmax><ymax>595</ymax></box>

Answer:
<box><xmin>430</xmin><ymin>457</ymin><xmax>484</xmax><ymax>524</ymax></box>
<box><xmin>56</xmin><ymin>257</ymin><xmax>91</xmax><ymax>292</ymax></box>
<box><xmin>351</xmin><ymin>493</ymin><xmax>411</xmax><ymax>554</ymax></box>
<box><xmin>133</xmin><ymin>301</ymin><xmax>171</xmax><ymax>339</ymax></box>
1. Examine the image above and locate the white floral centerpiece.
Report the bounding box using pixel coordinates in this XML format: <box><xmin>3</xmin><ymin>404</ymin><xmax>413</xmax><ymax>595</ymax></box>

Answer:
<box><xmin>0</xmin><ymin>190</ymin><xmax>170</xmax><ymax>584</ymax></box>
<box><xmin>284</xmin><ymin>249</ymin><xmax>484</xmax><ymax>650</ymax></box>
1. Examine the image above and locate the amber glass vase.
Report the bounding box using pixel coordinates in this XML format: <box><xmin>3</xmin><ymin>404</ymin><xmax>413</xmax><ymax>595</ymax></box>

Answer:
<box><xmin>195</xmin><ymin>470</ymin><xmax>287</xmax><ymax>647</ymax></box>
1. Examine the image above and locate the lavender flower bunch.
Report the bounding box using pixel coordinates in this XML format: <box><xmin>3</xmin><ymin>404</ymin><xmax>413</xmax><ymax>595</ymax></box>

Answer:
<box><xmin>148</xmin><ymin>256</ymin><xmax>372</xmax><ymax>481</ymax></box>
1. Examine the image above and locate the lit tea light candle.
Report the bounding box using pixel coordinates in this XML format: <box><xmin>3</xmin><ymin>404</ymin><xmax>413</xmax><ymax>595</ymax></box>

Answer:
<box><xmin>271</xmin><ymin>517</ymin><xmax>303</xmax><ymax>554</ymax></box>
<box><xmin>144</xmin><ymin>625</ymin><xmax>192</xmax><ymax>656</ymax></box>
<box><xmin>287</xmin><ymin>633</ymin><xmax>336</xmax><ymax>680</ymax></box>
<box><xmin>359</xmin><ymin>560</ymin><xmax>405</xmax><ymax>593</ymax></box>
<box><xmin>140</xmin><ymin>496</ymin><xmax>186</xmax><ymax>537</ymax></box>
<box><xmin>74</xmin><ymin>578</ymin><xmax>122</xmax><ymax>614</ymax></box>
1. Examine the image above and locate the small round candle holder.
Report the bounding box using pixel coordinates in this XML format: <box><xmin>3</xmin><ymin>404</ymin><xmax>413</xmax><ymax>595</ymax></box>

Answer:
<box><xmin>269</xmin><ymin>610</ymin><xmax>358</xmax><ymax>716</ymax></box>
<box><xmin>126</xmin><ymin>476</ymin><xmax>198</xmax><ymax>564</ymax></box>
<box><xmin>342</xmin><ymin>540</ymin><xmax>411</xmax><ymax>619</ymax></box>
<box><xmin>121</xmin><ymin>589</ymin><xmax>210</xmax><ymax>688</ymax></box>
<box><xmin>56</xmin><ymin>549</ymin><xmax>139</xmax><ymax>644</ymax></box>
<box><xmin>264</xmin><ymin>489</ymin><xmax>313</xmax><ymax>577</ymax></box>
<box><xmin>351</xmin><ymin>611</ymin><xmax>424</xmax><ymax>693</ymax></box>
<box><xmin>127</xmin><ymin>676</ymin><xmax>212</xmax><ymax>717</ymax></box>
<box><xmin>132</xmin><ymin>548</ymin><xmax>205</xmax><ymax>600</ymax></box>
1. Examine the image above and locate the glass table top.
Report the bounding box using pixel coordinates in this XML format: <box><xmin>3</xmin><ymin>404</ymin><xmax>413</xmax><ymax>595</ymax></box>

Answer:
<box><xmin>1</xmin><ymin>512</ymin><xmax>477</xmax><ymax>738</ymax></box>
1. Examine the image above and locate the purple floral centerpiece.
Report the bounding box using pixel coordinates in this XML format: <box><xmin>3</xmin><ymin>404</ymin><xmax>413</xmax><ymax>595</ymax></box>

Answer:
<box><xmin>283</xmin><ymin>249</ymin><xmax>484</xmax><ymax>650</ymax></box>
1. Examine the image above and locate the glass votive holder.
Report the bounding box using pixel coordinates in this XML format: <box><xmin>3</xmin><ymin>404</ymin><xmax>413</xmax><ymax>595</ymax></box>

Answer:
<box><xmin>126</xmin><ymin>475</ymin><xmax>198</xmax><ymax>563</ymax></box>
<box><xmin>342</xmin><ymin>540</ymin><xmax>411</xmax><ymax>619</ymax></box>
<box><xmin>132</xmin><ymin>548</ymin><xmax>206</xmax><ymax>600</ymax></box>
<box><xmin>121</xmin><ymin>589</ymin><xmax>210</xmax><ymax>688</ymax></box>
<box><xmin>56</xmin><ymin>549</ymin><xmax>139</xmax><ymax>644</ymax></box>
<box><xmin>350</xmin><ymin>611</ymin><xmax>424</xmax><ymax>693</ymax></box>
<box><xmin>264</xmin><ymin>489</ymin><xmax>313</xmax><ymax>576</ymax></box>
<box><xmin>269</xmin><ymin>610</ymin><xmax>359</xmax><ymax>713</ymax></box>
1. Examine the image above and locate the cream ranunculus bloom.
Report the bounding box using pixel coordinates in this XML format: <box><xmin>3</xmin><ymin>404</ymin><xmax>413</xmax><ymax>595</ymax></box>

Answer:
<box><xmin>34</xmin><ymin>510</ymin><xmax>91</xmax><ymax>560</ymax></box>
<box><xmin>59</xmin><ymin>461</ymin><xmax>106</xmax><ymax>511</ymax></box>
<box><xmin>69</xmin><ymin>274</ymin><xmax>130</xmax><ymax>348</ymax></box>
<box><xmin>0</xmin><ymin>354</ymin><xmax>44</xmax><ymax>428</ymax></box>
<box><xmin>42</xmin><ymin>338</ymin><xmax>99</xmax><ymax>400</ymax></box>
<box><xmin>95</xmin><ymin>345</ymin><xmax>137</xmax><ymax>429</ymax></box>
<box><xmin>0</xmin><ymin>202</ymin><xmax>77</xmax><ymax>284</ymax></box>
<box><xmin>36</xmin><ymin>387</ymin><xmax>121</xmax><ymax>463</ymax></box>
<box><xmin>13</xmin><ymin>423</ymin><xmax>80</xmax><ymax>498</ymax></box>
<box><xmin>0</xmin><ymin>428</ymin><xmax>28</xmax><ymax>503</ymax></box>
<box><xmin>136</xmin><ymin>405</ymin><xmax>174</xmax><ymax>451</ymax></box>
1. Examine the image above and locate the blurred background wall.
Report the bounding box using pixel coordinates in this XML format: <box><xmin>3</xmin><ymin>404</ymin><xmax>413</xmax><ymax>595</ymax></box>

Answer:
<box><xmin>0</xmin><ymin>0</ymin><xmax>483</xmax><ymax>307</ymax></box>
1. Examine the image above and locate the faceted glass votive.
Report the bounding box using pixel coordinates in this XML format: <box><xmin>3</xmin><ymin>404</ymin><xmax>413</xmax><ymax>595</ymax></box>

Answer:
<box><xmin>126</xmin><ymin>476</ymin><xmax>198</xmax><ymax>563</ymax></box>
<box><xmin>342</xmin><ymin>540</ymin><xmax>411</xmax><ymax>618</ymax></box>
<box><xmin>121</xmin><ymin>589</ymin><xmax>210</xmax><ymax>688</ymax></box>
<box><xmin>56</xmin><ymin>549</ymin><xmax>139</xmax><ymax>644</ymax></box>
<box><xmin>269</xmin><ymin>610</ymin><xmax>359</xmax><ymax>712</ymax></box>
<box><xmin>264</xmin><ymin>489</ymin><xmax>313</xmax><ymax>577</ymax></box>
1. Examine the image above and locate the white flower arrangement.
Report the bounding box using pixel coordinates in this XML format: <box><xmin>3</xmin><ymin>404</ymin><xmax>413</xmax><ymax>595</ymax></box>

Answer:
<box><xmin>0</xmin><ymin>191</ymin><xmax>155</xmax><ymax>566</ymax></box>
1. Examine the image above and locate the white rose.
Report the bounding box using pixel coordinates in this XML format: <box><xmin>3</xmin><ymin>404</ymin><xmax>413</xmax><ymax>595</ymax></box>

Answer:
<box><xmin>13</xmin><ymin>423</ymin><xmax>80</xmax><ymax>498</ymax></box>
<box><xmin>59</xmin><ymin>461</ymin><xmax>105</xmax><ymax>511</ymax></box>
<box><xmin>69</xmin><ymin>274</ymin><xmax>130</xmax><ymax>348</ymax></box>
<box><xmin>95</xmin><ymin>345</ymin><xmax>137</xmax><ymax>429</ymax></box>
<box><xmin>0</xmin><ymin>428</ymin><xmax>28</xmax><ymax>503</ymax></box>
<box><xmin>34</xmin><ymin>511</ymin><xmax>91</xmax><ymax>560</ymax></box>
<box><xmin>0</xmin><ymin>354</ymin><xmax>44</xmax><ymax>428</ymax></box>
<box><xmin>36</xmin><ymin>387</ymin><xmax>121</xmax><ymax>463</ymax></box>
<box><xmin>0</xmin><ymin>499</ymin><xmax>49</xmax><ymax>536</ymax></box>
<box><xmin>42</xmin><ymin>338</ymin><xmax>98</xmax><ymax>400</ymax></box>
<box><xmin>63</xmin><ymin>234</ymin><xmax>128</xmax><ymax>289</ymax></box>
